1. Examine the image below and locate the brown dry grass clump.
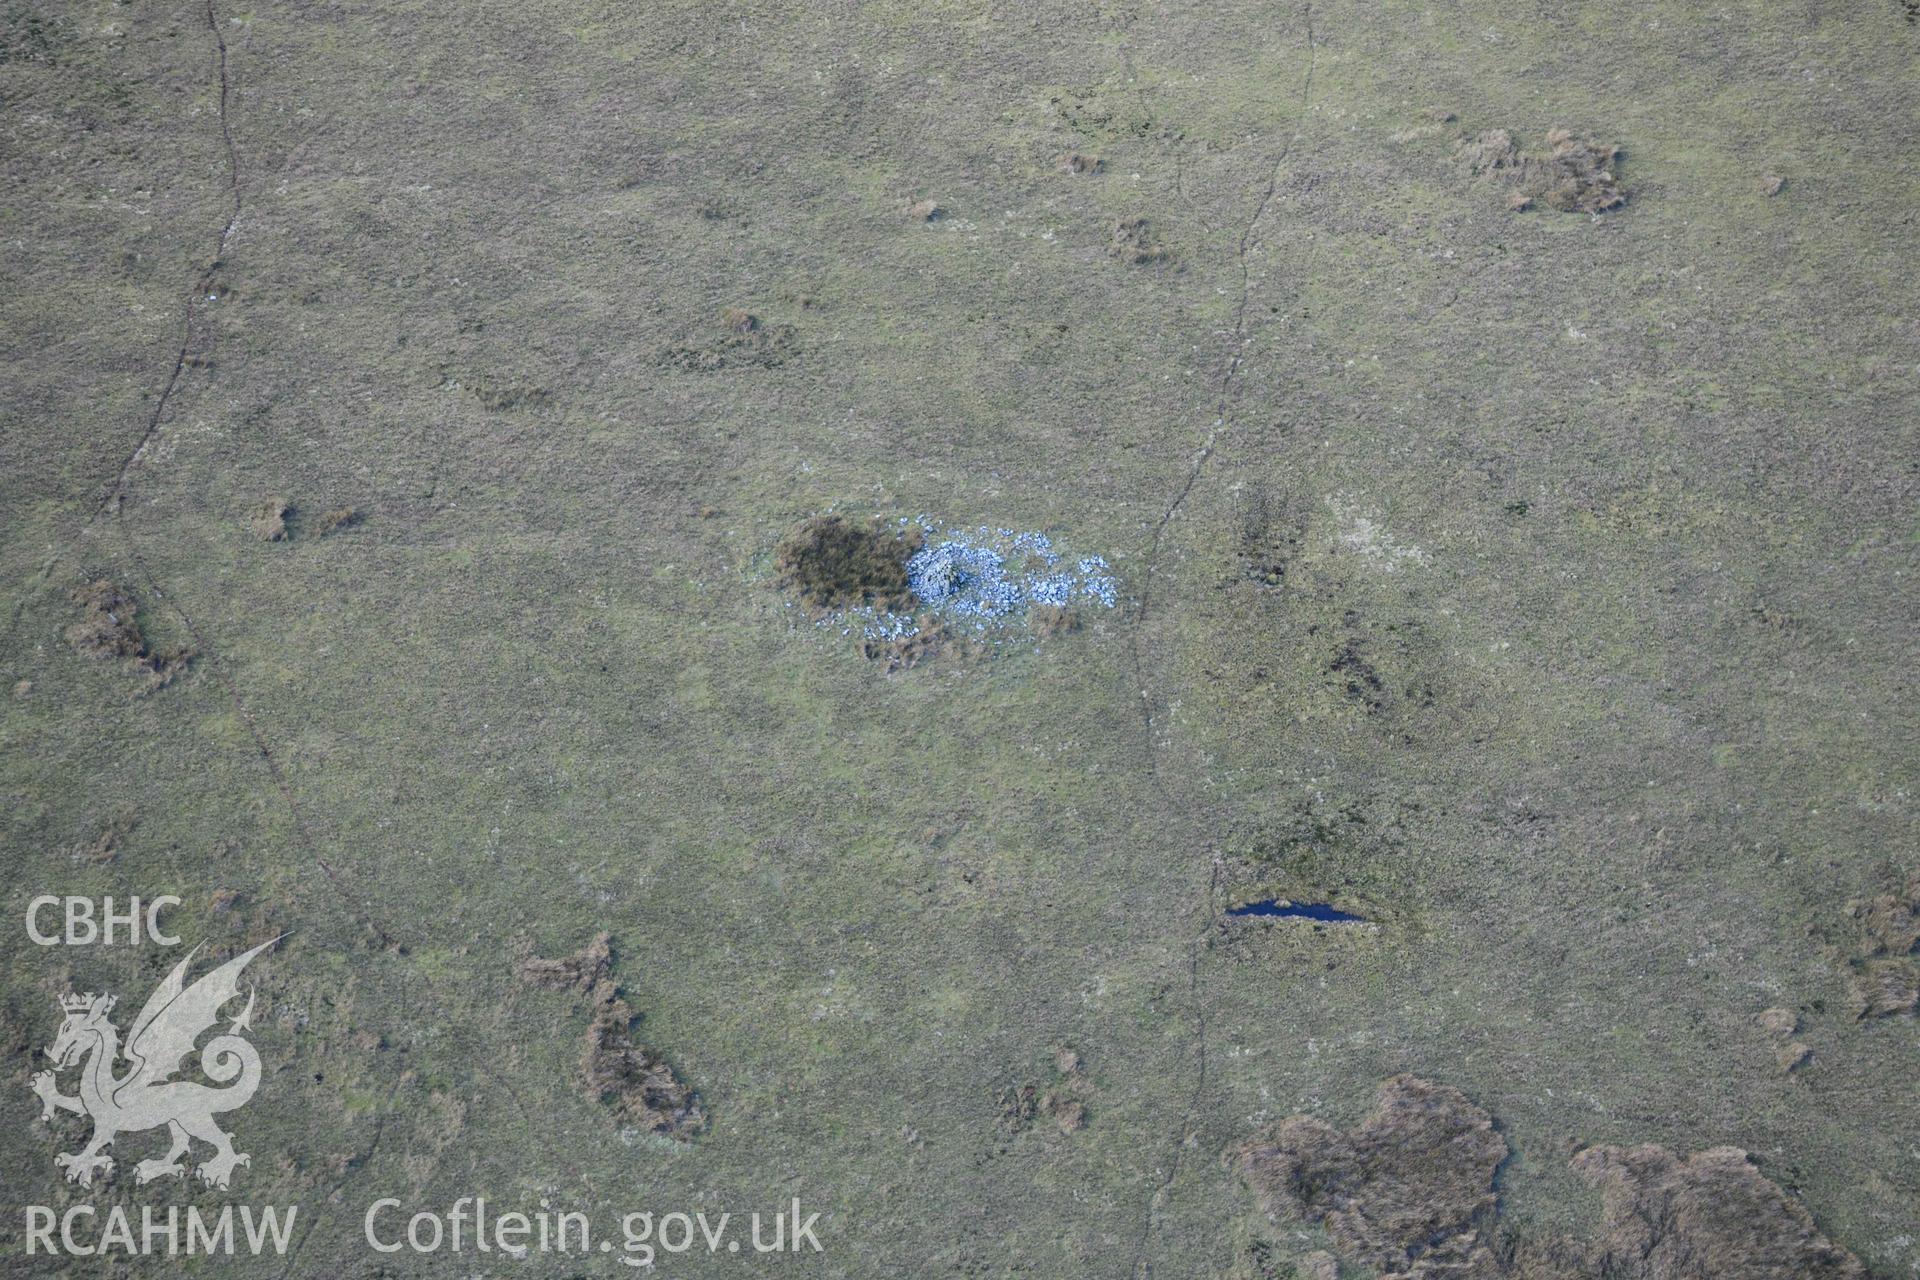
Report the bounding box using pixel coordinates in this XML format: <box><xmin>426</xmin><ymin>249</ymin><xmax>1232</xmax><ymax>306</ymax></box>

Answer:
<box><xmin>1029</xmin><ymin>604</ymin><xmax>1080</xmax><ymax>638</ymax></box>
<box><xmin>1235</xmin><ymin>1074</ymin><xmax>1507</xmax><ymax>1278</ymax></box>
<box><xmin>1528</xmin><ymin>129</ymin><xmax>1624</xmax><ymax>213</ymax></box>
<box><xmin>518</xmin><ymin>930</ymin><xmax>613</xmax><ymax>992</ymax></box>
<box><xmin>1234</xmin><ymin>1075</ymin><xmax>1868</xmax><ymax>1280</ymax></box>
<box><xmin>1851</xmin><ymin>874</ymin><xmax>1920</xmax><ymax>956</ymax></box>
<box><xmin>67</xmin><ymin>580</ymin><xmax>146</xmax><ymax>661</ymax></box>
<box><xmin>1109</xmin><ymin>217</ymin><xmax>1168</xmax><ymax>264</ymax></box>
<box><xmin>1753</xmin><ymin>1006</ymin><xmax>1812</xmax><ymax>1074</ymax></box>
<box><xmin>776</xmin><ymin>515</ymin><xmax>921</xmax><ymax>613</ymax></box>
<box><xmin>1844</xmin><ymin>873</ymin><xmax>1920</xmax><ymax>1018</ymax></box>
<box><xmin>471</xmin><ymin>378</ymin><xmax>550</xmax><ymax>411</ymax></box>
<box><xmin>581</xmin><ymin>981</ymin><xmax>703</xmax><ymax>1138</ymax></box>
<box><xmin>662</xmin><ymin>307</ymin><xmax>796</xmax><ymax>371</ymax></box>
<box><xmin>1456</xmin><ymin>128</ymin><xmax>1526</xmax><ymax>177</ymax></box>
<box><xmin>862</xmin><ymin>618</ymin><xmax>947</xmax><ymax>673</ymax></box>
<box><xmin>317</xmin><ymin>506</ymin><xmax>360</xmax><ymax>536</ymax></box>
<box><xmin>1041</xmin><ymin>1046</ymin><xmax>1094</xmax><ymax>1133</ymax></box>
<box><xmin>1236</xmin><ymin>483</ymin><xmax>1306</xmax><ymax>588</ymax></box>
<box><xmin>998</xmin><ymin>1046</ymin><xmax>1095</xmax><ymax>1138</ymax></box>
<box><xmin>997</xmin><ymin>1082</ymin><xmax>1038</xmax><ymax>1133</ymax></box>
<box><xmin>65</xmin><ymin>580</ymin><xmax>192</xmax><ymax>692</ymax></box>
<box><xmin>1571</xmin><ymin>1144</ymin><xmax>1866</xmax><ymax>1279</ymax></box>
<box><xmin>519</xmin><ymin>934</ymin><xmax>703</xmax><ymax>1140</ymax></box>
<box><xmin>1848</xmin><ymin>958</ymin><xmax>1918</xmax><ymax>1019</ymax></box>
<box><xmin>64</xmin><ymin>812</ymin><xmax>135</xmax><ymax>864</ymax></box>
<box><xmin>1458</xmin><ymin>128</ymin><xmax>1625</xmax><ymax>214</ymax></box>
<box><xmin>248</xmin><ymin>499</ymin><xmax>289</xmax><ymax>541</ymax></box>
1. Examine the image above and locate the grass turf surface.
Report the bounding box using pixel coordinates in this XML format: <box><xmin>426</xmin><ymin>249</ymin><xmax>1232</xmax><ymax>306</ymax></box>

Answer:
<box><xmin>2</xmin><ymin>0</ymin><xmax>1916</xmax><ymax>1275</ymax></box>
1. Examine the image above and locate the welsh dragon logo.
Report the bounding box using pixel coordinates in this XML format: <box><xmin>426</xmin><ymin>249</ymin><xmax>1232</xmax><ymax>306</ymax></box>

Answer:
<box><xmin>30</xmin><ymin>937</ymin><xmax>281</xmax><ymax>1189</ymax></box>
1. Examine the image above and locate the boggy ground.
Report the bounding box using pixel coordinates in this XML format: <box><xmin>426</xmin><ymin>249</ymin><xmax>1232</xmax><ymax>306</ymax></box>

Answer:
<box><xmin>1</xmin><ymin>1</ymin><xmax>1916</xmax><ymax>1277</ymax></box>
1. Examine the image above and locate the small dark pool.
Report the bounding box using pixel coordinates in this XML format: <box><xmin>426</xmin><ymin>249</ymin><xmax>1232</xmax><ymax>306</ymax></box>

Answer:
<box><xmin>1227</xmin><ymin>899</ymin><xmax>1366</xmax><ymax>923</ymax></box>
